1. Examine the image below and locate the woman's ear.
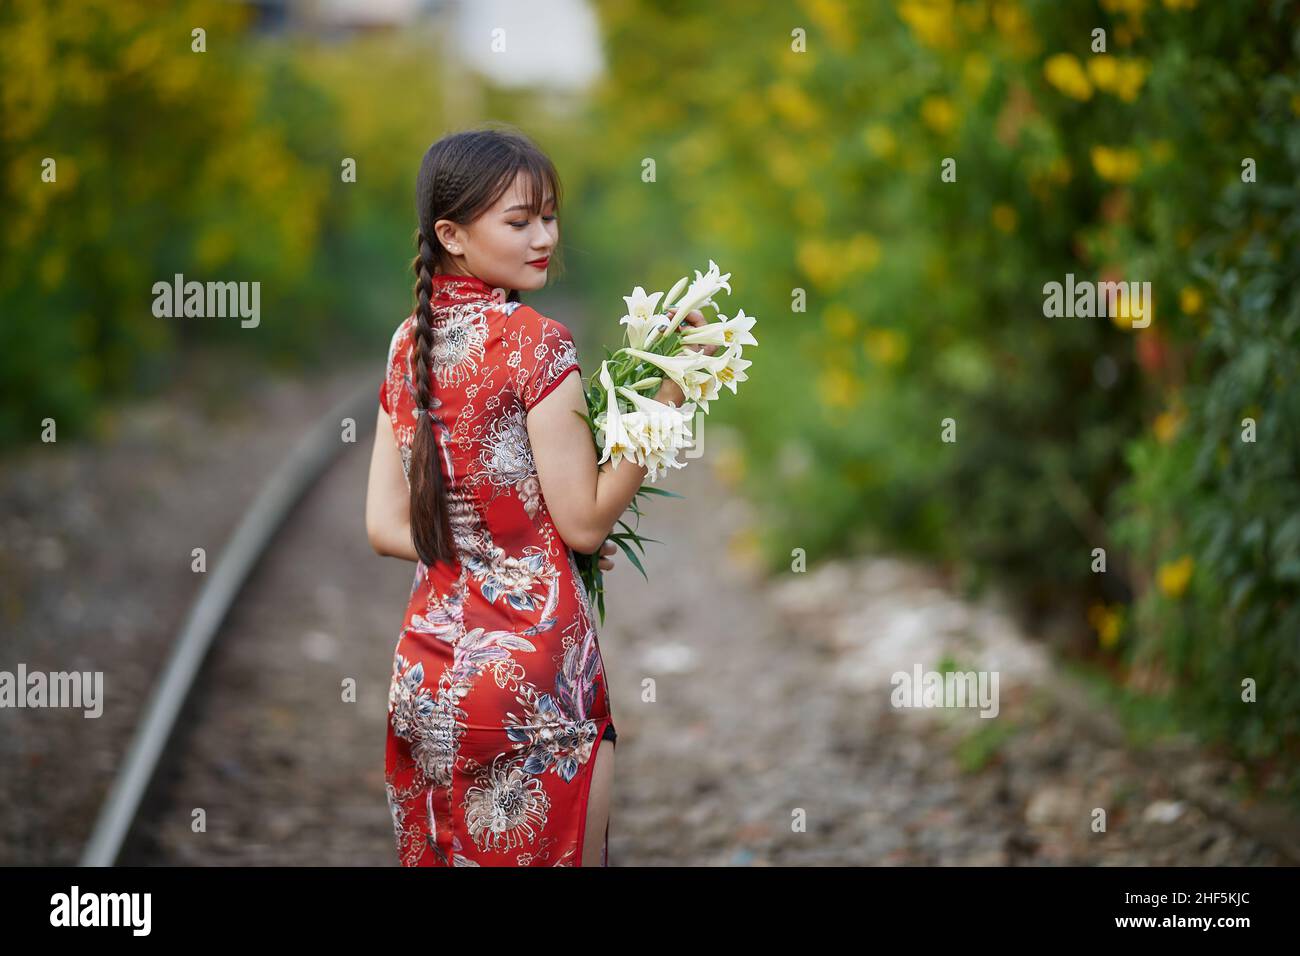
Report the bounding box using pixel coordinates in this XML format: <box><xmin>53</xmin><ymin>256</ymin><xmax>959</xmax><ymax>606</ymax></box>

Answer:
<box><xmin>433</xmin><ymin>219</ymin><xmax>462</xmax><ymax>255</ymax></box>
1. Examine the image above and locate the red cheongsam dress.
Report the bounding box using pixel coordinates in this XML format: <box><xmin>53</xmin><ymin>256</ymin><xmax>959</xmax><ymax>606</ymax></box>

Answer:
<box><xmin>379</xmin><ymin>272</ymin><xmax>617</xmax><ymax>867</ymax></box>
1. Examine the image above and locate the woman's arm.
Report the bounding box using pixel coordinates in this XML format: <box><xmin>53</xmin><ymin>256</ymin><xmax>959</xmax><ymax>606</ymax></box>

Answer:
<box><xmin>527</xmin><ymin>308</ymin><xmax>716</xmax><ymax>556</ymax></box>
<box><xmin>365</xmin><ymin>406</ymin><xmax>418</xmax><ymax>560</ymax></box>
<box><xmin>526</xmin><ymin>373</ymin><xmax>652</xmax><ymax>555</ymax></box>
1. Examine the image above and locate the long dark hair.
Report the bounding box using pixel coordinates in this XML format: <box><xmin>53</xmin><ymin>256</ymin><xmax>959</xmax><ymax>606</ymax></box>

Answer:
<box><xmin>408</xmin><ymin>124</ymin><xmax>564</xmax><ymax>568</ymax></box>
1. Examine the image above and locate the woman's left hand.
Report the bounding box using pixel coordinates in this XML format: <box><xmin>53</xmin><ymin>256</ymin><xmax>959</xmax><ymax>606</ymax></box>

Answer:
<box><xmin>666</xmin><ymin>308</ymin><xmax>720</xmax><ymax>356</ymax></box>
<box><xmin>598</xmin><ymin>539</ymin><xmax>617</xmax><ymax>571</ymax></box>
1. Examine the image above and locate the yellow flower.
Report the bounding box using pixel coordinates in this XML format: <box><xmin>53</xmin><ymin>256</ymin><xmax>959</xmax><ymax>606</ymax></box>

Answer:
<box><xmin>847</xmin><ymin>232</ymin><xmax>882</xmax><ymax>272</ymax></box>
<box><xmin>767</xmin><ymin>143</ymin><xmax>809</xmax><ymax>188</ymax></box>
<box><xmin>822</xmin><ymin>303</ymin><xmax>857</xmax><ymax>340</ymax></box>
<box><xmin>863</xmin><ymin>124</ymin><xmax>897</xmax><ymax>159</ymax></box>
<box><xmin>1179</xmin><ymin>286</ymin><xmax>1202</xmax><ymax>315</ymax></box>
<box><xmin>921</xmin><ymin>96</ymin><xmax>957</xmax><ymax>136</ymax></box>
<box><xmin>1087</xmin><ymin>603</ymin><xmax>1122</xmax><ymax>649</ymax></box>
<box><xmin>864</xmin><ymin>328</ymin><xmax>908</xmax><ymax>366</ymax></box>
<box><xmin>796</xmin><ymin>238</ymin><xmax>842</xmax><ymax>290</ymax></box>
<box><xmin>1091</xmin><ymin>145</ymin><xmax>1141</xmax><ymax>183</ymax></box>
<box><xmin>1086</xmin><ymin>54</ymin><xmax>1119</xmax><ymax>90</ymax></box>
<box><xmin>1106</xmin><ymin>283</ymin><xmax>1153</xmax><ymax>330</ymax></box>
<box><xmin>767</xmin><ymin>81</ymin><xmax>822</xmax><ymax>132</ymax></box>
<box><xmin>992</xmin><ymin>1</ymin><xmax>1039</xmax><ymax>57</ymax></box>
<box><xmin>1112</xmin><ymin>59</ymin><xmax>1150</xmax><ymax>102</ymax></box>
<box><xmin>898</xmin><ymin>0</ymin><xmax>958</xmax><ymax>50</ymax></box>
<box><xmin>1044</xmin><ymin>53</ymin><xmax>1092</xmax><ymax>100</ymax></box>
<box><xmin>1157</xmin><ymin>555</ymin><xmax>1194</xmax><ymax>599</ymax></box>
<box><xmin>1087</xmin><ymin>55</ymin><xmax>1148</xmax><ymax>101</ymax></box>
<box><xmin>1153</xmin><ymin>409</ymin><xmax>1182</xmax><ymax>444</ymax></box>
<box><xmin>992</xmin><ymin>203</ymin><xmax>1018</xmax><ymax>233</ymax></box>
<box><xmin>962</xmin><ymin>53</ymin><xmax>993</xmax><ymax>95</ymax></box>
<box><xmin>803</xmin><ymin>0</ymin><xmax>857</xmax><ymax>53</ymax></box>
<box><xmin>818</xmin><ymin>366</ymin><xmax>862</xmax><ymax>408</ymax></box>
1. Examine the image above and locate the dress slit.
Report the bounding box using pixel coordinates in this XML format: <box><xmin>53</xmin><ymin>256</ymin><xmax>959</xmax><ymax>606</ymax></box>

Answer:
<box><xmin>577</xmin><ymin>715</ymin><xmax>616</xmax><ymax>867</ymax></box>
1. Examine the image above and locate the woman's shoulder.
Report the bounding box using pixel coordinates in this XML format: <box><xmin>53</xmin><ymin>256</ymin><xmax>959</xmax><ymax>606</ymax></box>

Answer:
<box><xmin>503</xmin><ymin>302</ymin><xmax>575</xmax><ymax>341</ymax></box>
<box><xmin>385</xmin><ymin>313</ymin><xmax>417</xmax><ymax>365</ymax></box>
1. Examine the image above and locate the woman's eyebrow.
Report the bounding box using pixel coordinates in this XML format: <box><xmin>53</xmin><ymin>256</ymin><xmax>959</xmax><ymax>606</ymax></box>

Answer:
<box><xmin>503</xmin><ymin>197</ymin><xmax>556</xmax><ymax>213</ymax></box>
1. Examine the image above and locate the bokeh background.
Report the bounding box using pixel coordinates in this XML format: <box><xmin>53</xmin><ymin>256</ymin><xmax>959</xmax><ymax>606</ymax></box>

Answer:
<box><xmin>3</xmin><ymin>0</ymin><xmax>1299</xmax><ymax>865</ymax></box>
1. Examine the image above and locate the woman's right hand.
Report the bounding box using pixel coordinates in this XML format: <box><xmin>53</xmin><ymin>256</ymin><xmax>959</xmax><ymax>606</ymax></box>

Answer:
<box><xmin>654</xmin><ymin>377</ymin><xmax>686</xmax><ymax>407</ymax></box>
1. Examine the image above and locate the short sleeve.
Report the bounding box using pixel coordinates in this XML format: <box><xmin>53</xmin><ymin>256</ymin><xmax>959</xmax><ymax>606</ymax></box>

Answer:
<box><xmin>380</xmin><ymin>317</ymin><xmax>412</xmax><ymax>417</ymax></box>
<box><xmin>518</xmin><ymin>310</ymin><xmax>581</xmax><ymax>411</ymax></box>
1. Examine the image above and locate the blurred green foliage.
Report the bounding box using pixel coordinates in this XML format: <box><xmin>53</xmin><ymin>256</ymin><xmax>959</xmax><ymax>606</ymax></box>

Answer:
<box><xmin>0</xmin><ymin>0</ymin><xmax>491</xmax><ymax>444</ymax></box>
<box><xmin>573</xmin><ymin>0</ymin><xmax>1300</xmax><ymax>786</ymax></box>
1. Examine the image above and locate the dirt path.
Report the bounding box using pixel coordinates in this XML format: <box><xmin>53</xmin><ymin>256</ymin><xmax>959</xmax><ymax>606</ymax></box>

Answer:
<box><xmin>2</xmin><ymin>357</ymin><xmax>1290</xmax><ymax>865</ymax></box>
<box><xmin>0</xmin><ymin>356</ymin><xmax>398</xmax><ymax>865</ymax></box>
<box><xmin>599</xmin><ymin>427</ymin><xmax>1289</xmax><ymax>865</ymax></box>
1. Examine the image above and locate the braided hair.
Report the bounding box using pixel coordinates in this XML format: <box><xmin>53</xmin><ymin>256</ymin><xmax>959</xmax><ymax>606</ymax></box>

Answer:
<box><xmin>406</xmin><ymin>125</ymin><xmax>564</xmax><ymax>568</ymax></box>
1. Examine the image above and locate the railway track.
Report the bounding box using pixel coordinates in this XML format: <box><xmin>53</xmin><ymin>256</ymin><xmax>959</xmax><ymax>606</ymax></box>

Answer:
<box><xmin>79</xmin><ymin>380</ymin><xmax>387</xmax><ymax>866</ymax></box>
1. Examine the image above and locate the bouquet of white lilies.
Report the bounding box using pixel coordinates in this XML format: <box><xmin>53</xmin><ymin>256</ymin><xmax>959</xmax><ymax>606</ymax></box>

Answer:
<box><xmin>574</xmin><ymin>260</ymin><xmax>756</xmax><ymax>622</ymax></box>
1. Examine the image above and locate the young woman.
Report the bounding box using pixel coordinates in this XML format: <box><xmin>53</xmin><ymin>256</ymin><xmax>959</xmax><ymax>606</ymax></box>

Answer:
<box><xmin>365</xmin><ymin>126</ymin><xmax>714</xmax><ymax>866</ymax></box>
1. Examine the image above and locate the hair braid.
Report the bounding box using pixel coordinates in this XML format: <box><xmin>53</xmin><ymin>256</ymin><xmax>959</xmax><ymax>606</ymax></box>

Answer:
<box><xmin>401</xmin><ymin>125</ymin><xmax>563</xmax><ymax>570</ymax></box>
<box><xmin>407</xmin><ymin>228</ymin><xmax>457</xmax><ymax>567</ymax></box>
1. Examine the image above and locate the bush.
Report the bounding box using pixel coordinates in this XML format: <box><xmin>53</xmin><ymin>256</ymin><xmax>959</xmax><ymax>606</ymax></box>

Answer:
<box><xmin>571</xmin><ymin>0</ymin><xmax>1300</xmax><ymax>787</ymax></box>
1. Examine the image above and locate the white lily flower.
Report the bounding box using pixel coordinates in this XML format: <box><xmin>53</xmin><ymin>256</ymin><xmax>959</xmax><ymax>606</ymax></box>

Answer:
<box><xmin>595</xmin><ymin>361</ymin><xmax>640</xmax><ymax>469</ymax></box>
<box><xmin>713</xmin><ymin>343</ymin><xmax>752</xmax><ymax>395</ymax></box>
<box><xmin>616</xmin><ymin>348</ymin><xmax>712</xmax><ymax>400</ymax></box>
<box><xmin>687</xmin><ymin>258</ymin><xmax>732</xmax><ymax>307</ymax></box>
<box><xmin>641</xmin><ymin>442</ymin><xmax>690</xmax><ymax>483</ymax></box>
<box><xmin>678</xmin><ymin>308</ymin><xmax>759</xmax><ymax>351</ymax></box>
<box><xmin>621</xmin><ymin>347</ymin><xmax>726</xmax><ymax>413</ymax></box>
<box><xmin>662</xmin><ymin>275</ymin><xmax>690</xmax><ymax>310</ymax></box>
<box><xmin>616</xmin><ymin>386</ymin><xmax>697</xmax><ymax>448</ymax></box>
<box><xmin>648</xmin><ymin>260</ymin><xmax>733</xmax><ymax>344</ymax></box>
<box><xmin>614</xmin><ymin>388</ymin><xmax>698</xmax><ymax>482</ymax></box>
<box><xmin>614</xmin><ymin>409</ymin><xmax>652</xmax><ymax>460</ymax></box>
<box><xmin>679</xmin><ymin>259</ymin><xmax>732</xmax><ymax>313</ymax></box>
<box><xmin>618</xmin><ymin>286</ymin><xmax>667</xmax><ymax>350</ymax></box>
<box><xmin>621</xmin><ymin>347</ymin><xmax>717</xmax><ymax>380</ymax></box>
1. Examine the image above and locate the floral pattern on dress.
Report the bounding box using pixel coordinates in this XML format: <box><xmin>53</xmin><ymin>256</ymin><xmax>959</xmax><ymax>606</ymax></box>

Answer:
<box><xmin>379</xmin><ymin>273</ymin><xmax>615</xmax><ymax>867</ymax></box>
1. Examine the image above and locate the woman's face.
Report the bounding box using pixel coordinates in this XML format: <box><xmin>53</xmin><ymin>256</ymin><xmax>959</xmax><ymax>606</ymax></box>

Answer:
<box><xmin>435</xmin><ymin>170</ymin><xmax>558</xmax><ymax>294</ymax></box>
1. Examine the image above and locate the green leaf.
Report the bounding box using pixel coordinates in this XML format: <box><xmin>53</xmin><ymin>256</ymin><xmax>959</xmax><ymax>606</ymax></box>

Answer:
<box><xmin>635</xmin><ymin>486</ymin><xmax>685</xmax><ymax>499</ymax></box>
<box><xmin>614</xmin><ymin>519</ymin><xmax>641</xmax><ymax>546</ymax></box>
<box><xmin>608</xmin><ymin>534</ymin><xmax>649</xmax><ymax>580</ymax></box>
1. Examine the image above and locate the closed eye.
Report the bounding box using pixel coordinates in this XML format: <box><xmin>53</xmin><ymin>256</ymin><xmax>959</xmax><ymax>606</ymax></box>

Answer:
<box><xmin>510</xmin><ymin>215</ymin><xmax>558</xmax><ymax>228</ymax></box>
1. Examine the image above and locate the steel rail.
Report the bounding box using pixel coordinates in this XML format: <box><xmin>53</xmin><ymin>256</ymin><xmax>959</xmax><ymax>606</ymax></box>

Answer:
<box><xmin>79</xmin><ymin>380</ymin><xmax>379</xmax><ymax>866</ymax></box>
